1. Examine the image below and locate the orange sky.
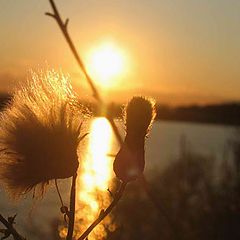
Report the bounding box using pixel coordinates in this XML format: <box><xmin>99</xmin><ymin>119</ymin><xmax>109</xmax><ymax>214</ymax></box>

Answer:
<box><xmin>0</xmin><ymin>0</ymin><xmax>240</xmax><ymax>105</ymax></box>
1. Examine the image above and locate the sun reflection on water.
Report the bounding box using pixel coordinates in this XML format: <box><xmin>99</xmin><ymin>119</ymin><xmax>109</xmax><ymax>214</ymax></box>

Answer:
<box><xmin>75</xmin><ymin>117</ymin><xmax>116</xmax><ymax>239</ymax></box>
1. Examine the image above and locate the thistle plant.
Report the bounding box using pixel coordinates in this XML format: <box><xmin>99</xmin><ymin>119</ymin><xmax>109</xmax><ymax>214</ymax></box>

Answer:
<box><xmin>0</xmin><ymin>70</ymin><xmax>85</xmax><ymax>198</ymax></box>
<box><xmin>0</xmin><ymin>1</ymin><xmax>179</xmax><ymax>239</ymax></box>
<box><xmin>114</xmin><ymin>97</ymin><xmax>156</xmax><ymax>183</ymax></box>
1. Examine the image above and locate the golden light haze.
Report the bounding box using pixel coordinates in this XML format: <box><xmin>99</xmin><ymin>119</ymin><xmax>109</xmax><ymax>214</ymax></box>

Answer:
<box><xmin>0</xmin><ymin>0</ymin><xmax>240</xmax><ymax>105</ymax></box>
<box><xmin>85</xmin><ymin>41</ymin><xmax>128</xmax><ymax>89</ymax></box>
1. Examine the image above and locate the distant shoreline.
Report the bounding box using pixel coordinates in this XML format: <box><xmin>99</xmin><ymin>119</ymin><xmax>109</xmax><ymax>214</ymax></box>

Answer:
<box><xmin>1</xmin><ymin>94</ymin><xmax>239</xmax><ymax>127</ymax></box>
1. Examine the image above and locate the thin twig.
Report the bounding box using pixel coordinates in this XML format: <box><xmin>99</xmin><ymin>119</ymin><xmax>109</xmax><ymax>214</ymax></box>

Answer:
<box><xmin>66</xmin><ymin>173</ymin><xmax>77</xmax><ymax>240</ymax></box>
<box><xmin>77</xmin><ymin>182</ymin><xmax>126</xmax><ymax>240</ymax></box>
<box><xmin>46</xmin><ymin>0</ymin><xmax>101</xmax><ymax>102</ymax></box>
<box><xmin>0</xmin><ymin>214</ymin><xmax>25</xmax><ymax>240</ymax></box>
<box><xmin>46</xmin><ymin>0</ymin><xmax>123</xmax><ymax>146</ymax></box>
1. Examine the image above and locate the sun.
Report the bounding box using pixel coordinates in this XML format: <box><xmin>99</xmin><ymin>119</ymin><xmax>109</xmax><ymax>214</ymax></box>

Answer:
<box><xmin>86</xmin><ymin>42</ymin><xmax>126</xmax><ymax>88</ymax></box>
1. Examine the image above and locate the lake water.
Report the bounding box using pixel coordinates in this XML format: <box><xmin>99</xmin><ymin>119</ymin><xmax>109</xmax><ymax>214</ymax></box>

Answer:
<box><xmin>0</xmin><ymin>119</ymin><xmax>236</xmax><ymax>239</ymax></box>
<box><xmin>146</xmin><ymin>120</ymin><xmax>235</xmax><ymax>174</ymax></box>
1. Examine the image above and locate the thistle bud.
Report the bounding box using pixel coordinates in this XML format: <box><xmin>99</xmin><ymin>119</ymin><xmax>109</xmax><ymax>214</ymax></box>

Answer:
<box><xmin>0</xmin><ymin>70</ymin><xmax>86</xmax><ymax>198</ymax></box>
<box><xmin>113</xmin><ymin>96</ymin><xmax>156</xmax><ymax>182</ymax></box>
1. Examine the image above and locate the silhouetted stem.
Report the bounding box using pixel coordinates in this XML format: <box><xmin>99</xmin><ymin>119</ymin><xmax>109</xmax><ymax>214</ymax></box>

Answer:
<box><xmin>46</xmin><ymin>0</ymin><xmax>101</xmax><ymax>102</ymax></box>
<box><xmin>66</xmin><ymin>173</ymin><xmax>77</xmax><ymax>240</ymax></box>
<box><xmin>46</xmin><ymin>0</ymin><xmax>123</xmax><ymax>146</ymax></box>
<box><xmin>0</xmin><ymin>214</ymin><xmax>25</xmax><ymax>240</ymax></box>
<box><xmin>77</xmin><ymin>182</ymin><xmax>126</xmax><ymax>240</ymax></box>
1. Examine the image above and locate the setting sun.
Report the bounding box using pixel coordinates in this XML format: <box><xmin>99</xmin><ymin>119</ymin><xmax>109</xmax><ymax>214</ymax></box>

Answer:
<box><xmin>86</xmin><ymin>42</ymin><xmax>126</xmax><ymax>88</ymax></box>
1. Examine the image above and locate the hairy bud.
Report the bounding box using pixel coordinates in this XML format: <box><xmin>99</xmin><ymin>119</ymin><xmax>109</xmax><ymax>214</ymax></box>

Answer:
<box><xmin>113</xmin><ymin>96</ymin><xmax>156</xmax><ymax>182</ymax></box>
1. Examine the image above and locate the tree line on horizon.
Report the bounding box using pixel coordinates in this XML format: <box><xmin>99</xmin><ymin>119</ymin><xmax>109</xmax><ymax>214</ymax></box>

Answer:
<box><xmin>0</xmin><ymin>93</ymin><xmax>239</xmax><ymax>126</ymax></box>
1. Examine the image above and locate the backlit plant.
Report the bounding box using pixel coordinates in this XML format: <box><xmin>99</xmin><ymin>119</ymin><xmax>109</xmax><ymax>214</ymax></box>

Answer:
<box><xmin>0</xmin><ymin>1</ymin><xmax>173</xmax><ymax>240</ymax></box>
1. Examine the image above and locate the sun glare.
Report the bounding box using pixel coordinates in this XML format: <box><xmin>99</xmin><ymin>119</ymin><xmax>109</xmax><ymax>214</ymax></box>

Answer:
<box><xmin>86</xmin><ymin>42</ymin><xmax>126</xmax><ymax>88</ymax></box>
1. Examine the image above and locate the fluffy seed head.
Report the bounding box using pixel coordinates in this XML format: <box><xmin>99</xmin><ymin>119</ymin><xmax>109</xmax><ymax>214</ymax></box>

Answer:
<box><xmin>125</xmin><ymin>96</ymin><xmax>156</xmax><ymax>137</ymax></box>
<box><xmin>0</xmin><ymin>70</ymin><xmax>85</xmax><ymax>198</ymax></box>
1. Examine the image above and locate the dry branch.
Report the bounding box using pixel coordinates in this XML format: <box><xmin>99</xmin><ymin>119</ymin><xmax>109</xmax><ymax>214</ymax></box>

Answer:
<box><xmin>46</xmin><ymin>0</ymin><xmax>101</xmax><ymax>102</ymax></box>
<box><xmin>77</xmin><ymin>182</ymin><xmax>126</xmax><ymax>240</ymax></box>
<box><xmin>0</xmin><ymin>214</ymin><xmax>25</xmax><ymax>240</ymax></box>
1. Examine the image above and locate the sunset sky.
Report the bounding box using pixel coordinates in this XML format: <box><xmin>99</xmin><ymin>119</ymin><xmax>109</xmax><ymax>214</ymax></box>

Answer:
<box><xmin>0</xmin><ymin>0</ymin><xmax>240</xmax><ymax>105</ymax></box>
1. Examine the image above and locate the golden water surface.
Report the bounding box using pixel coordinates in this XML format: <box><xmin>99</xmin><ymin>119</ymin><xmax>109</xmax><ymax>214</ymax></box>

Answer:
<box><xmin>75</xmin><ymin>117</ymin><xmax>116</xmax><ymax>239</ymax></box>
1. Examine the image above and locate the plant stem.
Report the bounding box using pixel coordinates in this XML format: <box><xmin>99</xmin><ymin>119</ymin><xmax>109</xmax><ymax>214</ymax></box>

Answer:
<box><xmin>77</xmin><ymin>182</ymin><xmax>126</xmax><ymax>240</ymax></box>
<box><xmin>46</xmin><ymin>0</ymin><xmax>123</xmax><ymax>146</ymax></box>
<box><xmin>66</xmin><ymin>173</ymin><xmax>77</xmax><ymax>240</ymax></box>
<box><xmin>46</xmin><ymin>0</ymin><xmax>101</xmax><ymax>103</ymax></box>
<box><xmin>0</xmin><ymin>214</ymin><xmax>25</xmax><ymax>240</ymax></box>
<box><xmin>46</xmin><ymin>0</ymin><xmax>123</xmax><ymax>145</ymax></box>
